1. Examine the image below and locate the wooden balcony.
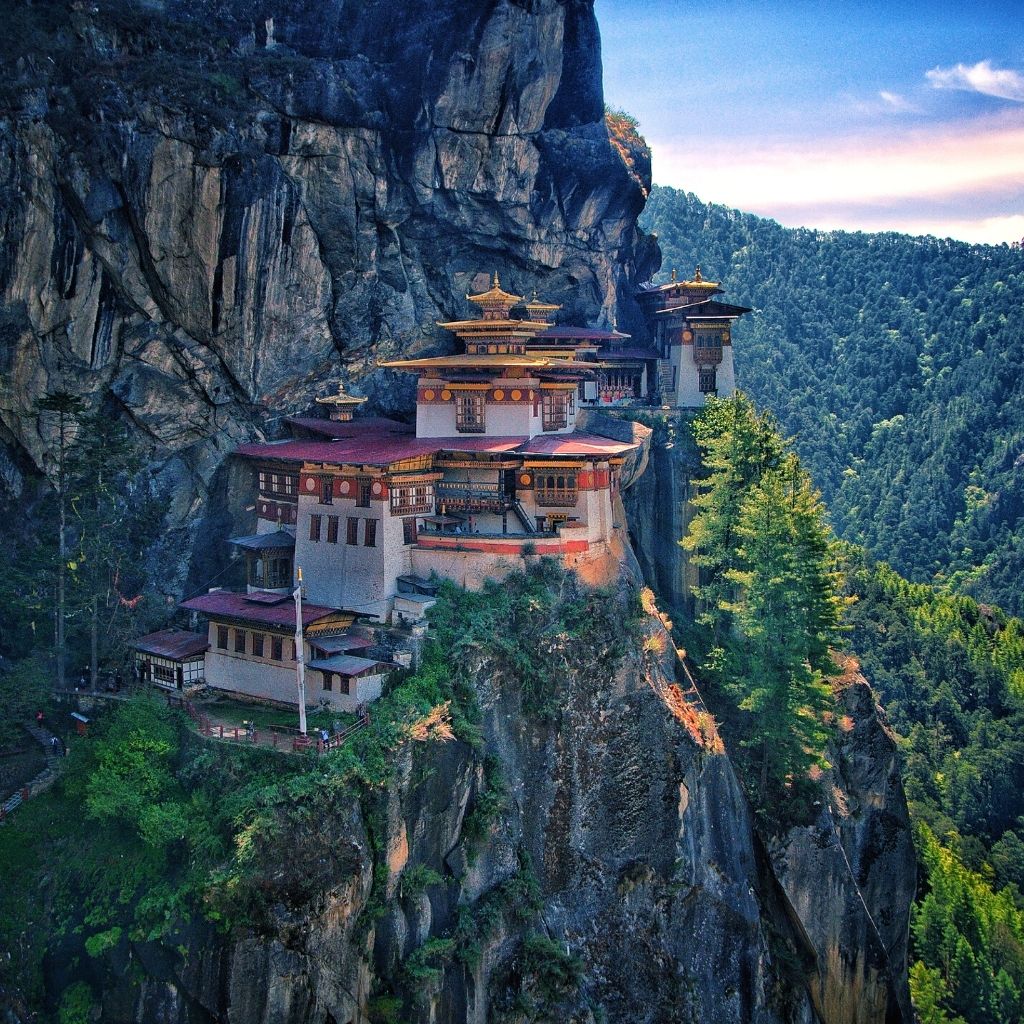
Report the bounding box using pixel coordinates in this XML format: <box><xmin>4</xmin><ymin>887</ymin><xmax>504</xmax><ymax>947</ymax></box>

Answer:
<box><xmin>693</xmin><ymin>345</ymin><xmax>723</xmax><ymax>365</ymax></box>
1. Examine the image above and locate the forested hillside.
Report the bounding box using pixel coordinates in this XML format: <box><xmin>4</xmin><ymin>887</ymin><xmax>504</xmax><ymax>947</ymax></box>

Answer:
<box><xmin>680</xmin><ymin>397</ymin><xmax>1024</xmax><ymax>1024</ymax></box>
<box><xmin>640</xmin><ymin>188</ymin><xmax>1024</xmax><ymax>614</ymax></box>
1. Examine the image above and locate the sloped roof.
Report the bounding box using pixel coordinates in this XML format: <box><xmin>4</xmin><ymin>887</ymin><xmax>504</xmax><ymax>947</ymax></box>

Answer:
<box><xmin>181</xmin><ymin>590</ymin><xmax>345</xmax><ymax>628</ymax></box>
<box><xmin>133</xmin><ymin>629</ymin><xmax>209</xmax><ymax>660</ymax></box>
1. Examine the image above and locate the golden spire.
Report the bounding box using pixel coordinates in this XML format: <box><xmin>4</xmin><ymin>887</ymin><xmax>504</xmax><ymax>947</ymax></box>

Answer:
<box><xmin>671</xmin><ymin>267</ymin><xmax>677</xmax><ymax>282</ymax></box>
<box><xmin>694</xmin><ymin>265</ymin><xmax>703</xmax><ymax>282</ymax></box>
<box><xmin>493</xmin><ymin>271</ymin><xmax>500</xmax><ymax>288</ymax></box>
<box><xmin>315</xmin><ymin>381</ymin><xmax>368</xmax><ymax>422</ymax></box>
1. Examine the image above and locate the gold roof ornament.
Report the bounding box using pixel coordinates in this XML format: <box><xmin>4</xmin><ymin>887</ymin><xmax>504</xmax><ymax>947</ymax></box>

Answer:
<box><xmin>466</xmin><ymin>272</ymin><xmax>523</xmax><ymax>309</ymax></box>
<box><xmin>315</xmin><ymin>382</ymin><xmax>369</xmax><ymax>421</ymax></box>
<box><xmin>523</xmin><ymin>288</ymin><xmax>561</xmax><ymax>323</ymax></box>
<box><xmin>680</xmin><ymin>264</ymin><xmax>719</xmax><ymax>290</ymax></box>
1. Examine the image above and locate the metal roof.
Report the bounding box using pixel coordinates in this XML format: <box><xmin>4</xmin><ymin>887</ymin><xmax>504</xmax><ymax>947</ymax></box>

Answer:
<box><xmin>308</xmin><ymin>654</ymin><xmax>383</xmax><ymax>677</ymax></box>
<box><xmin>133</xmin><ymin>628</ymin><xmax>209</xmax><ymax>660</ymax></box>
<box><xmin>180</xmin><ymin>590</ymin><xmax>345</xmax><ymax>628</ymax></box>
<box><xmin>228</xmin><ymin>530</ymin><xmax>296</xmax><ymax>552</ymax></box>
<box><xmin>535</xmin><ymin>325</ymin><xmax>630</xmax><ymax>341</ymax></box>
<box><xmin>308</xmin><ymin>634</ymin><xmax>375</xmax><ymax>654</ymax></box>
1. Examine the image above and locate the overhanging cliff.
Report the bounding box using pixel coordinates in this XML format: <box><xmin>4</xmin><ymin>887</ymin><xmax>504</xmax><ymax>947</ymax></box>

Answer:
<box><xmin>0</xmin><ymin>0</ymin><xmax>658</xmax><ymax>581</ymax></box>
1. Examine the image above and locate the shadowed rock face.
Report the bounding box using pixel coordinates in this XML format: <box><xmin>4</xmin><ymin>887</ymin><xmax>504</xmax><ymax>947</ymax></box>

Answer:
<box><xmin>0</xmin><ymin>0</ymin><xmax>657</xmax><ymax>586</ymax></box>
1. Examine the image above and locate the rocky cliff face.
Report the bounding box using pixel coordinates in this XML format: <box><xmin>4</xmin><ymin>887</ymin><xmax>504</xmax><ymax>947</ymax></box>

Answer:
<box><xmin>0</xmin><ymin>0</ymin><xmax>657</xmax><ymax>582</ymax></box>
<box><xmin>67</xmin><ymin>587</ymin><xmax>912</xmax><ymax>1024</ymax></box>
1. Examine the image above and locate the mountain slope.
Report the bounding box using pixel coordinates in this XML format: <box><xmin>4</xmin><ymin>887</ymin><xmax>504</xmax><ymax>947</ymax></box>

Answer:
<box><xmin>640</xmin><ymin>187</ymin><xmax>1024</xmax><ymax>614</ymax></box>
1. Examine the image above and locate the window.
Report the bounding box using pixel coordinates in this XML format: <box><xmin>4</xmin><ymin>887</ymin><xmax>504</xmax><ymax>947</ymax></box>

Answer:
<box><xmin>346</xmin><ymin>517</ymin><xmax>359</xmax><ymax>545</ymax></box>
<box><xmin>356</xmin><ymin>477</ymin><xmax>371</xmax><ymax>507</ymax></box>
<box><xmin>153</xmin><ymin>662</ymin><xmax>175</xmax><ymax>683</ymax></box>
<box><xmin>266</xmin><ymin>557</ymin><xmax>292</xmax><ymax>589</ymax></box>
<box><xmin>320</xmin><ymin>476</ymin><xmax>333</xmax><ymax>504</ymax></box>
<box><xmin>234</xmin><ymin>629</ymin><xmax>246</xmax><ymax>653</ymax></box>
<box><xmin>698</xmin><ymin>367</ymin><xmax>717</xmax><ymax>394</ymax></box>
<box><xmin>252</xmin><ymin>632</ymin><xmax>265</xmax><ymax>658</ymax></box>
<box><xmin>364</xmin><ymin>518</ymin><xmax>377</xmax><ymax>547</ymax></box>
<box><xmin>271</xmin><ymin>636</ymin><xmax>284</xmax><ymax>661</ymax></box>
<box><xmin>535</xmin><ymin>472</ymin><xmax>578</xmax><ymax>507</ymax></box>
<box><xmin>309</xmin><ymin>514</ymin><xmax>322</xmax><ymax>542</ymax></box>
<box><xmin>403</xmin><ymin>517</ymin><xmax>418</xmax><ymax>545</ymax></box>
<box><xmin>259</xmin><ymin>471</ymin><xmax>298</xmax><ymax>500</ymax></box>
<box><xmin>322</xmin><ymin>672</ymin><xmax>333</xmax><ymax>692</ymax></box>
<box><xmin>391</xmin><ymin>483</ymin><xmax>433</xmax><ymax>515</ymax></box>
<box><xmin>217</xmin><ymin>625</ymin><xmax>228</xmax><ymax>650</ymax></box>
<box><xmin>327</xmin><ymin>515</ymin><xmax>339</xmax><ymax>543</ymax></box>
<box><xmin>541</xmin><ymin>391</ymin><xmax>568</xmax><ymax>430</ymax></box>
<box><xmin>455</xmin><ymin>393</ymin><xmax>485</xmax><ymax>433</ymax></box>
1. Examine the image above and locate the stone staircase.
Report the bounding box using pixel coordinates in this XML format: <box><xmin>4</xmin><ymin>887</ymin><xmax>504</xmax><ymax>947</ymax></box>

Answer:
<box><xmin>0</xmin><ymin>721</ymin><xmax>63</xmax><ymax>822</ymax></box>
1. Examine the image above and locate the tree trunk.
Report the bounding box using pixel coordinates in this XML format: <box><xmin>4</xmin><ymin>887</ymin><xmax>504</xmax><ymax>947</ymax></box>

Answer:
<box><xmin>90</xmin><ymin>594</ymin><xmax>98</xmax><ymax>692</ymax></box>
<box><xmin>55</xmin><ymin>411</ymin><xmax>66</xmax><ymax>692</ymax></box>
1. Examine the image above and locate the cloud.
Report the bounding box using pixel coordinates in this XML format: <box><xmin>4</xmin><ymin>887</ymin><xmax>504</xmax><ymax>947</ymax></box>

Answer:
<box><xmin>649</xmin><ymin>108</ymin><xmax>1024</xmax><ymax>244</ymax></box>
<box><xmin>925</xmin><ymin>60</ymin><xmax>1024</xmax><ymax>102</ymax></box>
<box><xmin>878</xmin><ymin>91</ymin><xmax>920</xmax><ymax>115</ymax></box>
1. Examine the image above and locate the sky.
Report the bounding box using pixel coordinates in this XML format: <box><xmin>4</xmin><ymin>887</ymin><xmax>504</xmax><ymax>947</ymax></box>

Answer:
<box><xmin>597</xmin><ymin>0</ymin><xmax>1024</xmax><ymax>244</ymax></box>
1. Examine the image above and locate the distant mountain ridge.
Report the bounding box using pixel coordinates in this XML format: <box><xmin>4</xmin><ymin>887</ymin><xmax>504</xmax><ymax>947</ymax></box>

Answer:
<box><xmin>641</xmin><ymin>186</ymin><xmax>1024</xmax><ymax>614</ymax></box>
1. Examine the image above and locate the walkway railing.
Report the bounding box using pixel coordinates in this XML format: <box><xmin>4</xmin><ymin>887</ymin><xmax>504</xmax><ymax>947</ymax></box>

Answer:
<box><xmin>165</xmin><ymin>695</ymin><xmax>370</xmax><ymax>754</ymax></box>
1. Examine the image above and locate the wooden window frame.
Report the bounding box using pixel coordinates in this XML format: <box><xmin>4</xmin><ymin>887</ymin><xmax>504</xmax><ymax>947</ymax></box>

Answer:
<box><xmin>455</xmin><ymin>393</ymin><xmax>485</xmax><ymax>433</ymax></box>
<box><xmin>217</xmin><ymin>625</ymin><xmax>229</xmax><ymax>650</ymax></box>
<box><xmin>346</xmin><ymin>516</ymin><xmax>359</xmax><ymax>545</ymax></box>
<box><xmin>541</xmin><ymin>391</ymin><xmax>568</xmax><ymax>430</ymax></box>
<box><xmin>364</xmin><ymin>518</ymin><xmax>377</xmax><ymax>548</ymax></box>
<box><xmin>403</xmin><ymin>517</ymin><xmax>418</xmax><ymax>545</ymax></box>
<box><xmin>327</xmin><ymin>515</ymin><xmax>339</xmax><ymax>543</ymax></box>
<box><xmin>234</xmin><ymin>628</ymin><xmax>246</xmax><ymax>654</ymax></box>
<box><xmin>534</xmin><ymin>471</ymin><xmax>578</xmax><ymax>507</ymax></box>
<box><xmin>252</xmin><ymin>632</ymin><xmax>265</xmax><ymax>658</ymax></box>
<box><xmin>309</xmin><ymin>514</ymin><xmax>322</xmax><ymax>542</ymax></box>
<box><xmin>271</xmin><ymin>636</ymin><xmax>284</xmax><ymax>661</ymax></box>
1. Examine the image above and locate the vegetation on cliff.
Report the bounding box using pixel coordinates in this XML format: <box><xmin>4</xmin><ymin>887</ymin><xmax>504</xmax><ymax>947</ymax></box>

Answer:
<box><xmin>677</xmin><ymin>393</ymin><xmax>1024</xmax><ymax>1024</ymax></box>
<box><xmin>681</xmin><ymin>395</ymin><xmax>846</xmax><ymax>807</ymax></box>
<box><xmin>642</xmin><ymin>186</ymin><xmax>1024</xmax><ymax>616</ymax></box>
<box><xmin>0</xmin><ymin>564</ymin><xmax>642</xmax><ymax>1019</ymax></box>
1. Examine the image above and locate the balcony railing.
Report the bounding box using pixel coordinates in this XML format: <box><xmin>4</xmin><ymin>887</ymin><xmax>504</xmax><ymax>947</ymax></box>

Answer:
<box><xmin>535</xmin><ymin>489</ymin><xmax>578</xmax><ymax>507</ymax></box>
<box><xmin>693</xmin><ymin>345</ymin><xmax>723</xmax><ymax>365</ymax></box>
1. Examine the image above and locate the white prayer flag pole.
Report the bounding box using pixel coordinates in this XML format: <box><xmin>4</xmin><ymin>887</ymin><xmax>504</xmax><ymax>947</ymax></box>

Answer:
<box><xmin>293</xmin><ymin>566</ymin><xmax>307</xmax><ymax>736</ymax></box>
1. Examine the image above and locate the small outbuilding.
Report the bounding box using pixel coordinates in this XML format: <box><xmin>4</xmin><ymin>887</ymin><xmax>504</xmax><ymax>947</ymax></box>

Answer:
<box><xmin>133</xmin><ymin>629</ymin><xmax>209</xmax><ymax>690</ymax></box>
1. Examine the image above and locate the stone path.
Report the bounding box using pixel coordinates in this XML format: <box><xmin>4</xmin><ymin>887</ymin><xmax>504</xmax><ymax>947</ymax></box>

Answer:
<box><xmin>0</xmin><ymin>721</ymin><xmax>62</xmax><ymax>822</ymax></box>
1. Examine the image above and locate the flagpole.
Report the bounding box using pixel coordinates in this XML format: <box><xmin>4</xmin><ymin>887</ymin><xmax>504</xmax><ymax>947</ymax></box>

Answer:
<box><xmin>293</xmin><ymin>567</ymin><xmax>307</xmax><ymax>736</ymax></box>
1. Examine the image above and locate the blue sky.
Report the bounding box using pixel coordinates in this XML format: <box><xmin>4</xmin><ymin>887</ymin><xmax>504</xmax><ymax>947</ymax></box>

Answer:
<box><xmin>597</xmin><ymin>0</ymin><xmax>1024</xmax><ymax>243</ymax></box>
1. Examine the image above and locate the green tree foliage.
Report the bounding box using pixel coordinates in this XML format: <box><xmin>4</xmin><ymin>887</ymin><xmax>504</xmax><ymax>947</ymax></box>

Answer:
<box><xmin>683</xmin><ymin>396</ymin><xmax>845</xmax><ymax>805</ymax></box>
<box><xmin>910</xmin><ymin>825</ymin><xmax>1024</xmax><ymax>1024</ymax></box>
<box><xmin>0</xmin><ymin>410</ymin><xmax>168</xmax><ymax>685</ymax></box>
<box><xmin>642</xmin><ymin>187</ymin><xmax>1024</xmax><ymax>615</ymax></box>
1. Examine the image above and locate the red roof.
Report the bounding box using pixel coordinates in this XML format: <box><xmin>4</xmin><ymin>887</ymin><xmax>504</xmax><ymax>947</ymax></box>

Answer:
<box><xmin>519</xmin><ymin>433</ymin><xmax>636</xmax><ymax>456</ymax></box>
<box><xmin>236</xmin><ymin>435</ymin><xmax>529</xmax><ymax>467</ymax></box>
<box><xmin>180</xmin><ymin>590</ymin><xmax>345</xmax><ymax>628</ymax></box>
<box><xmin>134</xmin><ymin>629</ymin><xmax>209</xmax><ymax>660</ymax></box>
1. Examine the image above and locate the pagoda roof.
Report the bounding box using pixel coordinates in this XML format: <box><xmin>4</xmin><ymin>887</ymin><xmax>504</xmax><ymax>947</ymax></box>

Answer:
<box><xmin>639</xmin><ymin>265</ymin><xmax>722</xmax><ymax>293</ymax></box>
<box><xmin>435</xmin><ymin>318</ymin><xmax>550</xmax><ymax>334</ymax></box>
<box><xmin>466</xmin><ymin>273</ymin><xmax>522</xmax><ymax>306</ymax></box>
<box><xmin>228</xmin><ymin>530</ymin><xmax>296</xmax><ymax>552</ymax></box>
<box><xmin>656</xmin><ymin>298</ymin><xmax>752</xmax><ymax>317</ymax></box>
<box><xmin>534</xmin><ymin>325</ymin><xmax>631</xmax><ymax>341</ymax></box>
<box><xmin>315</xmin><ymin>383</ymin><xmax>368</xmax><ymax>410</ymax></box>
<box><xmin>133</xmin><ymin>628</ymin><xmax>209</xmax><ymax>661</ymax></box>
<box><xmin>181</xmin><ymin>590</ymin><xmax>346</xmax><ymax>628</ymax></box>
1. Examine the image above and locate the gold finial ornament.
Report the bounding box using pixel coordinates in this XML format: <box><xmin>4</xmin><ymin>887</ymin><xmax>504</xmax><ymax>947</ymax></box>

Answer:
<box><xmin>315</xmin><ymin>381</ymin><xmax>368</xmax><ymax>422</ymax></box>
<box><xmin>694</xmin><ymin>265</ymin><xmax>703</xmax><ymax>282</ymax></box>
<box><xmin>671</xmin><ymin>267</ymin><xmax>677</xmax><ymax>282</ymax></box>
